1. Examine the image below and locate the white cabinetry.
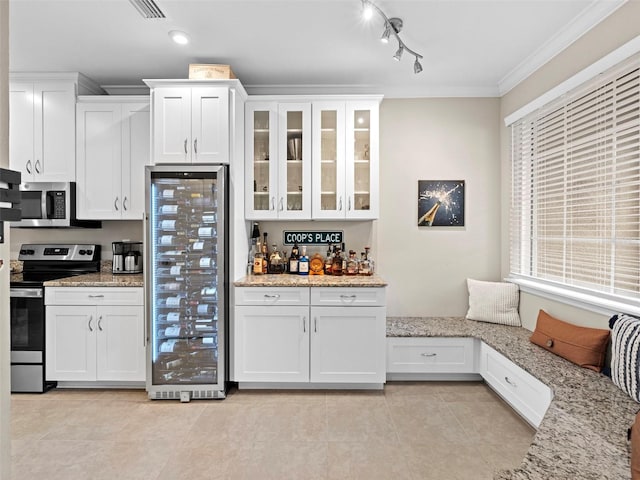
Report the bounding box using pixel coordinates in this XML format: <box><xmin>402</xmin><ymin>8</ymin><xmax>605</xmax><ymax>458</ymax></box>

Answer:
<box><xmin>45</xmin><ymin>287</ymin><xmax>145</xmax><ymax>385</ymax></box>
<box><xmin>9</xmin><ymin>73</ymin><xmax>103</xmax><ymax>182</ymax></box>
<box><xmin>245</xmin><ymin>96</ymin><xmax>381</xmax><ymax>220</ymax></box>
<box><xmin>76</xmin><ymin>97</ymin><xmax>150</xmax><ymax>220</ymax></box>
<box><xmin>479</xmin><ymin>342</ymin><xmax>552</xmax><ymax>428</ymax></box>
<box><xmin>234</xmin><ymin>286</ymin><xmax>386</xmax><ymax>387</ymax></box>
<box><xmin>312</xmin><ymin>101</ymin><xmax>380</xmax><ymax>219</ymax></box>
<box><xmin>386</xmin><ymin>337</ymin><xmax>479</xmax><ymax>379</ymax></box>
<box><xmin>245</xmin><ymin>102</ymin><xmax>312</xmax><ymax>219</ymax></box>
<box><xmin>151</xmin><ymin>86</ymin><xmax>229</xmax><ymax>164</ymax></box>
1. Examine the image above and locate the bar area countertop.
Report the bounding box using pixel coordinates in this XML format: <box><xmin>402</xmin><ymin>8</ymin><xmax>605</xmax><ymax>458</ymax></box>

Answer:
<box><xmin>234</xmin><ymin>274</ymin><xmax>387</xmax><ymax>287</ymax></box>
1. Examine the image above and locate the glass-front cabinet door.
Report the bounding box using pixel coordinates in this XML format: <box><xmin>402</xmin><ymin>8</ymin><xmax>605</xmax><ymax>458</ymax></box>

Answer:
<box><xmin>278</xmin><ymin>103</ymin><xmax>311</xmax><ymax>219</ymax></box>
<box><xmin>245</xmin><ymin>103</ymin><xmax>278</xmax><ymax>219</ymax></box>
<box><xmin>345</xmin><ymin>102</ymin><xmax>379</xmax><ymax>219</ymax></box>
<box><xmin>312</xmin><ymin>103</ymin><xmax>345</xmax><ymax>219</ymax></box>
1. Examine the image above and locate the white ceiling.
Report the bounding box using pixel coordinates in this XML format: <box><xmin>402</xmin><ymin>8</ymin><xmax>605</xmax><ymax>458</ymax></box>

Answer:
<box><xmin>9</xmin><ymin>0</ymin><xmax>626</xmax><ymax>97</ymax></box>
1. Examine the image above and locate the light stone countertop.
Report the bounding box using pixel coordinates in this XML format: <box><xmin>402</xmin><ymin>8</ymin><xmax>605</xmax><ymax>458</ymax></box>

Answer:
<box><xmin>43</xmin><ymin>272</ymin><xmax>144</xmax><ymax>287</ymax></box>
<box><xmin>388</xmin><ymin>316</ymin><xmax>636</xmax><ymax>480</ymax></box>
<box><xmin>234</xmin><ymin>274</ymin><xmax>387</xmax><ymax>287</ymax></box>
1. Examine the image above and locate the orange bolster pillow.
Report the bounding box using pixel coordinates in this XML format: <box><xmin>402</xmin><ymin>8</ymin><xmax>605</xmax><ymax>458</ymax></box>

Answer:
<box><xmin>529</xmin><ymin>310</ymin><xmax>610</xmax><ymax>372</ymax></box>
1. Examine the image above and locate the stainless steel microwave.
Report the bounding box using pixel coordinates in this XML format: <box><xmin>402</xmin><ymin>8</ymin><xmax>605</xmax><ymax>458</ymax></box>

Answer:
<box><xmin>11</xmin><ymin>182</ymin><xmax>101</xmax><ymax>228</ymax></box>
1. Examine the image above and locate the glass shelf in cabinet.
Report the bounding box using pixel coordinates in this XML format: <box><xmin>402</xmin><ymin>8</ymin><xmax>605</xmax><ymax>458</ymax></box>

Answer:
<box><xmin>254</xmin><ymin>159</ymin><xmax>270</xmax><ymax>164</ymax></box>
<box><xmin>321</xmin><ymin>191</ymin><xmax>337</xmax><ymax>195</ymax></box>
<box><xmin>320</xmin><ymin>159</ymin><xmax>337</xmax><ymax>163</ymax></box>
<box><xmin>254</xmin><ymin>129</ymin><xmax>270</xmax><ymax>134</ymax></box>
<box><xmin>353</xmin><ymin>159</ymin><xmax>370</xmax><ymax>164</ymax></box>
<box><xmin>354</xmin><ymin>127</ymin><xmax>370</xmax><ymax>132</ymax></box>
<box><xmin>253</xmin><ymin>191</ymin><xmax>269</xmax><ymax>195</ymax></box>
<box><xmin>287</xmin><ymin>191</ymin><xmax>303</xmax><ymax>195</ymax></box>
<box><xmin>286</xmin><ymin>159</ymin><xmax>303</xmax><ymax>164</ymax></box>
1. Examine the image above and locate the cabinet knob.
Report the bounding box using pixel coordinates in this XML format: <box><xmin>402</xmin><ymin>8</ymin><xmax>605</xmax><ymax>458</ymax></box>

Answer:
<box><xmin>348</xmin><ymin>196</ymin><xmax>352</xmax><ymax>211</ymax></box>
<box><xmin>114</xmin><ymin>197</ymin><xmax>119</xmax><ymax>211</ymax></box>
<box><xmin>26</xmin><ymin>160</ymin><xmax>32</xmax><ymax>174</ymax></box>
<box><xmin>279</xmin><ymin>197</ymin><xmax>284</xmax><ymax>211</ymax></box>
<box><xmin>88</xmin><ymin>315</ymin><xmax>94</xmax><ymax>332</ymax></box>
<box><xmin>194</xmin><ymin>138</ymin><xmax>198</xmax><ymax>155</ymax></box>
<box><xmin>314</xmin><ymin>317</ymin><xmax>318</xmax><ymax>333</ymax></box>
<box><xmin>184</xmin><ymin>138</ymin><xmax>188</xmax><ymax>154</ymax></box>
<box><xmin>271</xmin><ymin>197</ymin><xmax>275</xmax><ymax>211</ymax></box>
<box><xmin>303</xmin><ymin>316</ymin><xmax>306</xmax><ymax>333</ymax></box>
<box><xmin>35</xmin><ymin>160</ymin><xmax>41</xmax><ymax>174</ymax></box>
<box><xmin>98</xmin><ymin>316</ymin><xmax>103</xmax><ymax>331</ymax></box>
<box><xmin>339</xmin><ymin>196</ymin><xmax>343</xmax><ymax>211</ymax></box>
<box><xmin>123</xmin><ymin>197</ymin><xmax>128</xmax><ymax>211</ymax></box>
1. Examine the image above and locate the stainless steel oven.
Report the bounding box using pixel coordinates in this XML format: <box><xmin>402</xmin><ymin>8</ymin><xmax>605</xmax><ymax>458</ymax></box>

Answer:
<box><xmin>10</xmin><ymin>243</ymin><xmax>101</xmax><ymax>393</ymax></box>
<box><xmin>10</xmin><ymin>286</ymin><xmax>51</xmax><ymax>393</ymax></box>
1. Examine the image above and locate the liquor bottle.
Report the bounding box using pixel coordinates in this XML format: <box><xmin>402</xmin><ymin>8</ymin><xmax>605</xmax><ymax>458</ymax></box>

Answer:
<box><xmin>298</xmin><ymin>246</ymin><xmax>310</xmax><ymax>275</ymax></box>
<box><xmin>268</xmin><ymin>244</ymin><xmax>285</xmax><ymax>274</ymax></box>
<box><xmin>345</xmin><ymin>250</ymin><xmax>358</xmax><ymax>275</ymax></box>
<box><xmin>341</xmin><ymin>243</ymin><xmax>347</xmax><ymax>272</ymax></box>
<box><xmin>365</xmin><ymin>246</ymin><xmax>374</xmax><ymax>275</ymax></box>
<box><xmin>325</xmin><ymin>243</ymin><xmax>333</xmax><ymax>275</ymax></box>
<box><xmin>261</xmin><ymin>237</ymin><xmax>268</xmax><ymax>274</ymax></box>
<box><xmin>358</xmin><ymin>252</ymin><xmax>370</xmax><ymax>276</ymax></box>
<box><xmin>253</xmin><ymin>239</ymin><xmax>264</xmax><ymax>275</ymax></box>
<box><xmin>331</xmin><ymin>247</ymin><xmax>343</xmax><ymax>276</ymax></box>
<box><xmin>289</xmin><ymin>243</ymin><xmax>299</xmax><ymax>274</ymax></box>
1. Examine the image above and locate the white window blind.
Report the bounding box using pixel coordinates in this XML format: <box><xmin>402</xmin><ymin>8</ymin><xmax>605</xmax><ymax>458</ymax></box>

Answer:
<box><xmin>510</xmin><ymin>53</ymin><xmax>640</xmax><ymax>301</ymax></box>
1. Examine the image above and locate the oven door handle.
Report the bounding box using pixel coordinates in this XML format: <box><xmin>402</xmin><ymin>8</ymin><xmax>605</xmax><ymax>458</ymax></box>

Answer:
<box><xmin>10</xmin><ymin>288</ymin><xmax>43</xmax><ymax>298</ymax></box>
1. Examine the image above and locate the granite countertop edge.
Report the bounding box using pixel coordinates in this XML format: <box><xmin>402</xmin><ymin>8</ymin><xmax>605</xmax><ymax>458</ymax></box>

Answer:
<box><xmin>387</xmin><ymin>316</ymin><xmax>636</xmax><ymax>480</ymax></box>
<box><xmin>41</xmin><ymin>272</ymin><xmax>144</xmax><ymax>288</ymax></box>
<box><xmin>234</xmin><ymin>274</ymin><xmax>387</xmax><ymax>287</ymax></box>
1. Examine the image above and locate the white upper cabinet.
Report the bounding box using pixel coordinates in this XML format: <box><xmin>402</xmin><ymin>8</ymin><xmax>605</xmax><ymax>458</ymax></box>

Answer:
<box><xmin>76</xmin><ymin>97</ymin><xmax>150</xmax><ymax>220</ymax></box>
<box><xmin>245</xmin><ymin>102</ymin><xmax>312</xmax><ymax>219</ymax></box>
<box><xmin>245</xmin><ymin>96</ymin><xmax>381</xmax><ymax>221</ymax></box>
<box><xmin>9</xmin><ymin>73</ymin><xmax>103</xmax><ymax>183</ymax></box>
<box><xmin>151</xmin><ymin>86</ymin><xmax>229</xmax><ymax>164</ymax></box>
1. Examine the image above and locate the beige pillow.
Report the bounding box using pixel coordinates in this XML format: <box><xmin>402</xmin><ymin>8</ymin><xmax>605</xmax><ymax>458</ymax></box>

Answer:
<box><xmin>466</xmin><ymin>278</ymin><xmax>521</xmax><ymax>326</ymax></box>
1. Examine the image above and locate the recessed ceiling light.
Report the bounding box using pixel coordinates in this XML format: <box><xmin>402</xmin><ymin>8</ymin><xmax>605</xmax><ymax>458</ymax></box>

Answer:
<box><xmin>169</xmin><ymin>30</ymin><xmax>190</xmax><ymax>45</ymax></box>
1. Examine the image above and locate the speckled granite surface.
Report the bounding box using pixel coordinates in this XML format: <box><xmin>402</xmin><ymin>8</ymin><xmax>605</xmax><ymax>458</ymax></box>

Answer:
<box><xmin>42</xmin><ymin>272</ymin><xmax>143</xmax><ymax>287</ymax></box>
<box><xmin>388</xmin><ymin>316</ymin><xmax>636</xmax><ymax>480</ymax></box>
<box><xmin>234</xmin><ymin>274</ymin><xmax>387</xmax><ymax>287</ymax></box>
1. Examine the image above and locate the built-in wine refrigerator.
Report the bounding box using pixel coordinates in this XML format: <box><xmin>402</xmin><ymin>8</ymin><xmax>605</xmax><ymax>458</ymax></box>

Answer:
<box><xmin>144</xmin><ymin>164</ymin><xmax>227</xmax><ymax>400</ymax></box>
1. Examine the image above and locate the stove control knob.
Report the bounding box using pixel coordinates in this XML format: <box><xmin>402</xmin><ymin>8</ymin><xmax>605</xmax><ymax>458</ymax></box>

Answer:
<box><xmin>79</xmin><ymin>249</ymin><xmax>86</xmax><ymax>255</ymax></box>
<box><xmin>19</xmin><ymin>249</ymin><xmax>27</xmax><ymax>255</ymax></box>
<box><xmin>86</xmin><ymin>249</ymin><xmax>93</xmax><ymax>256</ymax></box>
<box><xmin>26</xmin><ymin>249</ymin><xmax>35</xmax><ymax>255</ymax></box>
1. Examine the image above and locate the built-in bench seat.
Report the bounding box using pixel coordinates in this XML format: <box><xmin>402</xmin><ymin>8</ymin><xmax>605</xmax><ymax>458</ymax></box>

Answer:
<box><xmin>387</xmin><ymin>316</ymin><xmax>637</xmax><ymax>480</ymax></box>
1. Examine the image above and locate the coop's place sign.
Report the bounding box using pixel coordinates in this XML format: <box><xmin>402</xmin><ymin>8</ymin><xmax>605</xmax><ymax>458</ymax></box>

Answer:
<box><xmin>283</xmin><ymin>231</ymin><xmax>344</xmax><ymax>246</ymax></box>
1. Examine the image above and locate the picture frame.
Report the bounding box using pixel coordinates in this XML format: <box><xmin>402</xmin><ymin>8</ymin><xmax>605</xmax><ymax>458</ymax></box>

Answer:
<box><xmin>417</xmin><ymin>180</ymin><xmax>465</xmax><ymax>227</ymax></box>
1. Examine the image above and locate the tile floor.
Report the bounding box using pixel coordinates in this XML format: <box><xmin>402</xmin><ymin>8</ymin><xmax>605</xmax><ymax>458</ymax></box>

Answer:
<box><xmin>10</xmin><ymin>381</ymin><xmax>535</xmax><ymax>480</ymax></box>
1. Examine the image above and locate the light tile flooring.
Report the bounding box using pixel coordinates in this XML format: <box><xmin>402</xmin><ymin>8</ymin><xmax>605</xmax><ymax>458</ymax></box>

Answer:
<box><xmin>11</xmin><ymin>382</ymin><xmax>535</xmax><ymax>480</ymax></box>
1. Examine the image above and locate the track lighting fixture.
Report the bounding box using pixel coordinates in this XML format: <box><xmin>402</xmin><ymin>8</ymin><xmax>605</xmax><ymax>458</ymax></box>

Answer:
<box><xmin>361</xmin><ymin>0</ymin><xmax>423</xmax><ymax>74</ymax></box>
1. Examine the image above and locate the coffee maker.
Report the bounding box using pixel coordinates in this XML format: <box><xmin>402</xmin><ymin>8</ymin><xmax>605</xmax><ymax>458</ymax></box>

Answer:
<box><xmin>112</xmin><ymin>241</ymin><xmax>143</xmax><ymax>274</ymax></box>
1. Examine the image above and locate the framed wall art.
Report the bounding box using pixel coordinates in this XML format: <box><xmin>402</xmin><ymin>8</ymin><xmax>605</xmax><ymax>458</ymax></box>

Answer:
<box><xmin>417</xmin><ymin>180</ymin><xmax>465</xmax><ymax>227</ymax></box>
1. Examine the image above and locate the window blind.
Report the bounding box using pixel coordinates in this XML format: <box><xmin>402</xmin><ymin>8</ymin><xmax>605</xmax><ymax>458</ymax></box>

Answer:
<box><xmin>510</xmin><ymin>53</ymin><xmax>640</xmax><ymax>300</ymax></box>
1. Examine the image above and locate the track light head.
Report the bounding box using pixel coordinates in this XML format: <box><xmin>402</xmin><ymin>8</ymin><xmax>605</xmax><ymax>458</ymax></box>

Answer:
<box><xmin>393</xmin><ymin>45</ymin><xmax>404</xmax><ymax>61</ymax></box>
<box><xmin>414</xmin><ymin>57</ymin><xmax>423</xmax><ymax>74</ymax></box>
<box><xmin>381</xmin><ymin>23</ymin><xmax>391</xmax><ymax>43</ymax></box>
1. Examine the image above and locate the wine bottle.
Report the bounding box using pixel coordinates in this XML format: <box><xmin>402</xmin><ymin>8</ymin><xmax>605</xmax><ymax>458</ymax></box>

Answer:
<box><xmin>289</xmin><ymin>243</ymin><xmax>299</xmax><ymax>274</ymax></box>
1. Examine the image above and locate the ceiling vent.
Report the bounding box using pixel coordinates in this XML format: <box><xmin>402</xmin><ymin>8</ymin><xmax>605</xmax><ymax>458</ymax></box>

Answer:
<box><xmin>129</xmin><ymin>0</ymin><xmax>166</xmax><ymax>19</ymax></box>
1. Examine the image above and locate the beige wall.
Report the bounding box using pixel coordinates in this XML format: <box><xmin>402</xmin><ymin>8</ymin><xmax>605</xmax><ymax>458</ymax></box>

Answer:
<box><xmin>0</xmin><ymin>0</ymin><xmax>10</xmax><ymax>477</ymax></box>
<box><xmin>379</xmin><ymin>98</ymin><xmax>502</xmax><ymax>317</ymax></box>
<box><xmin>500</xmin><ymin>1</ymin><xmax>640</xmax><ymax>330</ymax></box>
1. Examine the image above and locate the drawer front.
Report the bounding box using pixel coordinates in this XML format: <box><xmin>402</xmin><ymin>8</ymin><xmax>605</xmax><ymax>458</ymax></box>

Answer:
<box><xmin>45</xmin><ymin>287</ymin><xmax>144</xmax><ymax>306</ymax></box>
<box><xmin>387</xmin><ymin>337</ymin><xmax>477</xmax><ymax>373</ymax></box>
<box><xmin>235</xmin><ymin>287</ymin><xmax>310</xmax><ymax>306</ymax></box>
<box><xmin>481</xmin><ymin>343</ymin><xmax>552</xmax><ymax>427</ymax></box>
<box><xmin>310</xmin><ymin>287</ymin><xmax>385</xmax><ymax>307</ymax></box>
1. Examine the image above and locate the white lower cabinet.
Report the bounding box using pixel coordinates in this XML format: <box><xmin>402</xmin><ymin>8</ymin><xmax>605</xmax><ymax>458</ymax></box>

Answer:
<box><xmin>479</xmin><ymin>342</ymin><xmax>553</xmax><ymax>428</ymax></box>
<box><xmin>386</xmin><ymin>337</ymin><xmax>478</xmax><ymax>376</ymax></box>
<box><xmin>234</xmin><ymin>286</ymin><xmax>386</xmax><ymax>386</ymax></box>
<box><xmin>45</xmin><ymin>287</ymin><xmax>145</xmax><ymax>384</ymax></box>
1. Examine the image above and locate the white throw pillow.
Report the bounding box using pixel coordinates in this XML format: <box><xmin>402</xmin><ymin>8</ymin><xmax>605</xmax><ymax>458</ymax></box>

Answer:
<box><xmin>466</xmin><ymin>278</ymin><xmax>521</xmax><ymax>326</ymax></box>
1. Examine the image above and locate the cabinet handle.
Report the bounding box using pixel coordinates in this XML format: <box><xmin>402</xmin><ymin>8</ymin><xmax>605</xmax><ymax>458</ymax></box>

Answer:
<box><xmin>88</xmin><ymin>315</ymin><xmax>93</xmax><ymax>332</ymax></box>
<box><xmin>340</xmin><ymin>294</ymin><xmax>357</xmax><ymax>301</ymax></box>
<box><xmin>88</xmin><ymin>294</ymin><xmax>104</xmax><ymax>298</ymax></box>
<box><xmin>348</xmin><ymin>196</ymin><xmax>352</xmax><ymax>211</ymax></box>
<box><xmin>421</xmin><ymin>353</ymin><xmax>437</xmax><ymax>357</ymax></box>
<box><xmin>114</xmin><ymin>197</ymin><xmax>119</xmax><ymax>211</ymax></box>
<box><xmin>303</xmin><ymin>316</ymin><xmax>306</xmax><ymax>333</ymax></box>
<box><xmin>314</xmin><ymin>317</ymin><xmax>318</xmax><ymax>333</ymax></box>
<box><xmin>271</xmin><ymin>197</ymin><xmax>275</xmax><ymax>211</ymax></box>
<box><xmin>26</xmin><ymin>160</ymin><xmax>32</xmax><ymax>174</ymax></box>
<box><xmin>263</xmin><ymin>294</ymin><xmax>280</xmax><ymax>299</ymax></box>
<box><xmin>123</xmin><ymin>196</ymin><xmax>128</xmax><ymax>211</ymax></box>
<box><xmin>184</xmin><ymin>138</ymin><xmax>188</xmax><ymax>154</ymax></box>
<box><xmin>339</xmin><ymin>196</ymin><xmax>343</xmax><ymax>211</ymax></box>
<box><xmin>504</xmin><ymin>376</ymin><xmax>517</xmax><ymax>388</ymax></box>
<box><xmin>279</xmin><ymin>197</ymin><xmax>284</xmax><ymax>211</ymax></box>
<box><xmin>35</xmin><ymin>159</ymin><xmax>41</xmax><ymax>174</ymax></box>
<box><xmin>194</xmin><ymin>138</ymin><xmax>198</xmax><ymax>154</ymax></box>
<box><xmin>98</xmin><ymin>316</ymin><xmax>103</xmax><ymax>331</ymax></box>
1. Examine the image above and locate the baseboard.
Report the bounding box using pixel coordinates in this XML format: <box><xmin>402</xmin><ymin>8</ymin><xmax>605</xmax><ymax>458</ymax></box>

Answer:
<box><xmin>55</xmin><ymin>381</ymin><xmax>145</xmax><ymax>389</ymax></box>
<box><xmin>386</xmin><ymin>372</ymin><xmax>483</xmax><ymax>382</ymax></box>
<box><xmin>238</xmin><ymin>382</ymin><xmax>384</xmax><ymax>390</ymax></box>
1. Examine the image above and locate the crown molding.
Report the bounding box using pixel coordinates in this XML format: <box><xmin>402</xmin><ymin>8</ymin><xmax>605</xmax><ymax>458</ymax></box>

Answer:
<box><xmin>498</xmin><ymin>0</ymin><xmax>627</xmax><ymax>96</ymax></box>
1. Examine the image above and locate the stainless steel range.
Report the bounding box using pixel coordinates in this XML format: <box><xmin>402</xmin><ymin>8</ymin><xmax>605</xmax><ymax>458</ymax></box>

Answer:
<box><xmin>10</xmin><ymin>244</ymin><xmax>101</xmax><ymax>393</ymax></box>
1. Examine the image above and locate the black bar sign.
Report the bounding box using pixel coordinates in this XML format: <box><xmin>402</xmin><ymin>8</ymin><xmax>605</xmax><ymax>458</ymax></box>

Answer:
<box><xmin>283</xmin><ymin>231</ymin><xmax>343</xmax><ymax>246</ymax></box>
